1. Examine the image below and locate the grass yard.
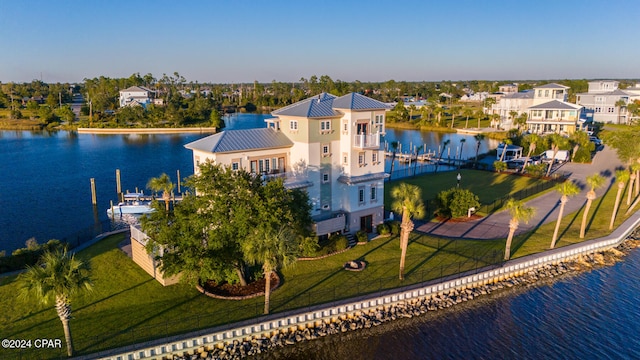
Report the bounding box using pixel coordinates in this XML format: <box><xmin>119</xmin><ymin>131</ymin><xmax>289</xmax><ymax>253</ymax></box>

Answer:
<box><xmin>0</xmin><ymin>170</ymin><xmax>635</xmax><ymax>359</ymax></box>
<box><xmin>384</xmin><ymin>169</ymin><xmax>553</xmax><ymax>217</ymax></box>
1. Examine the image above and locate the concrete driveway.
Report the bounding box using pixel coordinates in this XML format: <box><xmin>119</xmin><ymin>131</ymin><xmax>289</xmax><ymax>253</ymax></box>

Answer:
<box><xmin>414</xmin><ymin>145</ymin><xmax>624</xmax><ymax>239</ymax></box>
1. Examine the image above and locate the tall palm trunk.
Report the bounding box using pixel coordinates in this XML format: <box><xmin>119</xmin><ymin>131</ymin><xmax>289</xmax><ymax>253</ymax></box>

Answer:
<box><xmin>550</xmin><ymin>196</ymin><xmax>568</xmax><ymax>249</ymax></box>
<box><xmin>163</xmin><ymin>192</ymin><xmax>171</xmax><ymax>212</ymax></box>
<box><xmin>263</xmin><ymin>268</ymin><xmax>272</xmax><ymax>314</ymax></box>
<box><xmin>521</xmin><ymin>143</ymin><xmax>536</xmax><ymax>174</ymax></box>
<box><xmin>399</xmin><ymin>207</ymin><xmax>414</xmax><ymax>280</ymax></box>
<box><xmin>546</xmin><ymin>146</ymin><xmax>559</xmax><ymax>177</ymax></box>
<box><xmin>474</xmin><ymin>142</ymin><xmax>481</xmax><ymax>168</ymax></box>
<box><xmin>627</xmin><ymin>174</ymin><xmax>635</xmax><ymax>205</ymax></box>
<box><xmin>504</xmin><ymin>219</ymin><xmax>518</xmax><ymax>261</ymax></box>
<box><xmin>56</xmin><ymin>295</ymin><xmax>74</xmax><ymax>357</ymax></box>
<box><xmin>610</xmin><ymin>182</ymin><xmax>625</xmax><ymax>230</ymax></box>
<box><xmin>580</xmin><ymin>191</ymin><xmax>596</xmax><ymax>238</ymax></box>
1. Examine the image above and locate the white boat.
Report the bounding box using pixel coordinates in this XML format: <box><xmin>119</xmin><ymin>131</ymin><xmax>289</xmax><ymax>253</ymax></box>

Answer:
<box><xmin>106</xmin><ymin>193</ymin><xmax>155</xmax><ymax>216</ymax></box>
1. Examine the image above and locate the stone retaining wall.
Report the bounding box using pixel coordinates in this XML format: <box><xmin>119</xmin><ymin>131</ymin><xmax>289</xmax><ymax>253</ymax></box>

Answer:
<box><xmin>86</xmin><ymin>211</ymin><xmax>640</xmax><ymax>360</ymax></box>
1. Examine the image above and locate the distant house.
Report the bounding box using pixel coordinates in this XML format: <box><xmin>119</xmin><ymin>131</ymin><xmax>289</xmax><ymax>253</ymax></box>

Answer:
<box><xmin>491</xmin><ymin>90</ymin><xmax>535</xmax><ymax>129</ymax></box>
<box><xmin>576</xmin><ymin>80</ymin><xmax>640</xmax><ymax>124</ymax></box>
<box><xmin>185</xmin><ymin>92</ymin><xmax>390</xmax><ymax>237</ymax></box>
<box><xmin>119</xmin><ymin>86</ymin><xmax>156</xmax><ymax>108</ymax></box>
<box><xmin>525</xmin><ymin>83</ymin><xmax>582</xmax><ymax>135</ymax></box>
<box><xmin>499</xmin><ymin>84</ymin><xmax>518</xmax><ymax>94</ymax></box>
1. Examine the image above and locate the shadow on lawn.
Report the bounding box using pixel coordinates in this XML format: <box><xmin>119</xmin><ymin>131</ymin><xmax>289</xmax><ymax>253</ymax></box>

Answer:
<box><xmin>272</xmin><ymin>236</ymin><xmax>396</xmax><ymax>312</ymax></box>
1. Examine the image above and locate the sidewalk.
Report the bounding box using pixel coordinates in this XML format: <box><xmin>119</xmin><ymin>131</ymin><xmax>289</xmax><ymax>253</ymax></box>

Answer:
<box><xmin>415</xmin><ymin>145</ymin><xmax>623</xmax><ymax>239</ymax></box>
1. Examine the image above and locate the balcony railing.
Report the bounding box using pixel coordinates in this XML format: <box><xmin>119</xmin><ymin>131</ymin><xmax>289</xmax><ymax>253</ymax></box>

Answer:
<box><xmin>354</xmin><ymin>133</ymin><xmax>380</xmax><ymax>149</ymax></box>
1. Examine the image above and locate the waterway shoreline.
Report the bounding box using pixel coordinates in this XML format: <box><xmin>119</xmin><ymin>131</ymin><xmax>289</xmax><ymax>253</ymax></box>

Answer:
<box><xmin>76</xmin><ymin>127</ymin><xmax>218</xmax><ymax>134</ymax></box>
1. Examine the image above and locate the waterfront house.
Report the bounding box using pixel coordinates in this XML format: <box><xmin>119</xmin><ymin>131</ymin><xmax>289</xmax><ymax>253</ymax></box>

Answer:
<box><xmin>576</xmin><ymin>80</ymin><xmax>640</xmax><ymax>124</ymax></box>
<box><xmin>119</xmin><ymin>86</ymin><xmax>156</xmax><ymax>108</ymax></box>
<box><xmin>184</xmin><ymin>92</ymin><xmax>390</xmax><ymax>237</ymax></box>
<box><xmin>525</xmin><ymin>83</ymin><xmax>583</xmax><ymax>135</ymax></box>
<box><xmin>490</xmin><ymin>90</ymin><xmax>534</xmax><ymax>129</ymax></box>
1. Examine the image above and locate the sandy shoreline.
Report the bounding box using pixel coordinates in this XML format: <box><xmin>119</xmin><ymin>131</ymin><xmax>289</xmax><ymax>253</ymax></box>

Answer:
<box><xmin>76</xmin><ymin>127</ymin><xmax>218</xmax><ymax>134</ymax></box>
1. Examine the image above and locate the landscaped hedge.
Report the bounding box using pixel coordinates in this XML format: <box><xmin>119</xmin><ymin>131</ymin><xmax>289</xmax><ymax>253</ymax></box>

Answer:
<box><xmin>0</xmin><ymin>239</ymin><xmax>64</xmax><ymax>273</ymax></box>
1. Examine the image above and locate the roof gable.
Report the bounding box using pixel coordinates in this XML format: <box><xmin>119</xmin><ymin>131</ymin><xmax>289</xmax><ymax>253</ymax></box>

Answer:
<box><xmin>120</xmin><ymin>86</ymin><xmax>154</xmax><ymax>93</ymax></box>
<box><xmin>332</xmin><ymin>92</ymin><xmax>390</xmax><ymax>110</ymax></box>
<box><xmin>272</xmin><ymin>93</ymin><xmax>339</xmax><ymax>118</ymax></box>
<box><xmin>533</xmin><ymin>83</ymin><xmax>569</xmax><ymax>90</ymax></box>
<box><xmin>184</xmin><ymin>128</ymin><xmax>293</xmax><ymax>154</ymax></box>
<box><xmin>528</xmin><ymin>100</ymin><xmax>582</xmax><ymax>110</ymax></box>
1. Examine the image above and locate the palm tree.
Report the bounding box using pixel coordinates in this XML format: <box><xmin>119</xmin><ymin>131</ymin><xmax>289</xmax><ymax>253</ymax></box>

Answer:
<box><xmin>462</xmin><ymin>106</ymin><xmax>474</xmax><ymax>129</ymax></box>
<box><xmin>147</xmin><ymin>173</ymin><xmax>175</xmax><ymax>212</ymax></box>
<box><xmin>388</xmin><ymin>141</ymin><xmax>399</xmax><ymax>180</ymax></box>
<box><xmin>504</xmin><ymin>199</ymin><xmax>535</xmax><ymax>261</ymax></box>
<box><xmin>475</xmin><ymin>109</ymin><xmax>485</xmax><ymax>129</ymax></box>
<box><xmin>498</xmin><ymin>139</ymin><xmax>513</xmax><ymax>163</ymax></box>
<box><xmin>433</xmin><ymin>106</ymin><xmax>444</xmax><ymax>126</ymax></box>
<box><xmin>243</xmin><ymin>227</ymin><xmax>297</xmax><ymax>314</ymax></box>
<box><xmin>509</xmin><ymin>110</ymin><xmax>518</xmax><ymax>129</ymax></box>
<box><xmin>633</xmin><ymin>162</ymin><xmax>640</xmax><ymax>197</ymax></box>
<box><xmin>627</xmin><ymin>167</ymin><xmax>636</xmax><ymax>206</ymax></box>
<box><xmin>450</xmin><ymin>105</ymin><xmax>460</xmax><ymax>128</ymax></box>
<box><xmin>391</xmin><ymin>183</ymin><xmax>425</xmax><ymax>280</ymax></box>
<box><xmin>579</xmin><ymin>174</ymin><xmax>605</xmax><ymax>238</ymax></box>
<box><xmin>434</xmin><ymin>139</ymin><xmax>450</xmax><ymax>173</ymax></box>
<box><xmin>521</xmin><ymin>134</ymin><xmax>539</xmax><ymax>173</ymax></box>
<box><xmin>18</xmin><ymin>250</ymin><xmax>92</xmax><ymax>357</ymax></box>
<box><xmin>474</xmin><ymin>134</ymin><xmax>485</xmax><ymax>168</ymax></box>
<box><xmin>550</xmin><ymin>181</ymin><xmax>580</xmax><ymax>248</ymax></box>
<box><xmin>490</xmin><ymin>113</ymin><xmax>501</xmax><ymax>129</ymax></box>
<box><xmin>610</xmin><ymin>169</ymin><xmax>630</xmax><ymax>230</ymax></box>
<box><xmin>615</xmin><ymin>99</ymin><xmax>627</xmax><ymax>125</ymax></box>
<box><xmin>545</xmin><ymin>134</ymin><xmax>568</xmax><ymax>177</ymax></box>
<box><xmin>459</xmin><ymin>138</ymin><xmax>466</xmax><ymax>165</ymax></box>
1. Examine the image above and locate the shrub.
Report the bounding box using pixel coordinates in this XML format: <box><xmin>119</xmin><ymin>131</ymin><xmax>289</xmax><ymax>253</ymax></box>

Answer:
<box><xmin>386</xmin><ymin>220</ymin><xmax>401</xmax><ymax>235</ymax></box>
<box><xmin>493</xmin><ymin>161</ymin><xmax>507</xmax><ymax>172</ymax></box>
<box><xmin>436</xmin><ymin>187</ymin><xmax>481</xmax><ymax>218</ymax></box>
<box><xmin>524</xmin><ymin>163</ymin><xmax>547</xmax><ymax>177</ymax></box>
<box><xmin>333</xmin><ymin>235</ymin><xmax>349</xmax><ymax>250</ymax></box>
<box><xmin>572</xmin><ymin>147</ymin><xmax>592</xmax><ymax>163</ymax></box>
<box><xmin>376</xmin><ymin>223</ymin><xmax>390</xmax><ymax>235</ymax></box>
<box><xmin>299</xmin><ymin>236</ymin><xmax>320</xmax><ymax>257</ymax></box>
<box><xmin>356</xmin><ymin>230</ymin><xmax>368</xmax><ymax>243</ymax></box>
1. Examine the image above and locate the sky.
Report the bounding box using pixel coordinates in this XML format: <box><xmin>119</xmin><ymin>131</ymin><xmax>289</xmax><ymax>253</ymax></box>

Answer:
<box><xmin>0</xmin><ymin>0</ymin><xmax>638</xmax><ymax>84</ymax></box>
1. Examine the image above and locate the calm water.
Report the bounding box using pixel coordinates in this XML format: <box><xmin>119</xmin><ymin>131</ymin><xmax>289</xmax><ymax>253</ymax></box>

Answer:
<box><xmin>0</xmin><ymin>115</ymin><xmax>495</xmax><ymax>253</ymax></box>
<box><xmin>1</xmin><ymin>113</ymin><xmax>638</xmax><ymax>359</ymax></box>
<box><xmin>261</xmin><ymin>248</ymin><xmax>640</xmax><ymax>360</ymax></box>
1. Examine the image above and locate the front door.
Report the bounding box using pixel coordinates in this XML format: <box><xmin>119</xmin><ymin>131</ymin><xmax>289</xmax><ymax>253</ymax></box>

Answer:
<box><xmin>360</xmin><ymin>215</ymin><xmax>373</xmax><ymax>233</ymax></box>
<box><xmin>356</xmin><ymin>122</ymin><xmax>368</xmax><ymax>135</ymax></box>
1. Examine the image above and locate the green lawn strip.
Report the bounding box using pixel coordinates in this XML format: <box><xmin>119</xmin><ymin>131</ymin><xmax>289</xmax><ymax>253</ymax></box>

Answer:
<box><xmin>1</xmin><ymin>172</ymin><xmax>633</xmax><ymax>358</ymax></box>
<box><xmin>385</xmin><ymin>169</ymin><xmax>551</xmax><ymax>218</ymax></box>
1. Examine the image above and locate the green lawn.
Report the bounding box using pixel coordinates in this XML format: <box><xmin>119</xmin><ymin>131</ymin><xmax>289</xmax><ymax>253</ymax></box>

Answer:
<box><xmin>385</xmin><ymin>169</ymin><xmax>553</xmax><ymax>217</ymax></box>
<box><xmin>0</xmin><ymin>171</ymin><xmax>635</xmax><ymax>359</ymax></box>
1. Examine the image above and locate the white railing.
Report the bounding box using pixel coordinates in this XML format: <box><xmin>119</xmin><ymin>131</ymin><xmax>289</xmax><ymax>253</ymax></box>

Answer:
<box><xmin>313</xmin><ymin>214</ymin><xmax>346</xmax><ymax>236</ymax></box>
<box><xmin>354</xmin><ymin>133</ymin><xmax>380</xmax><ymax>148</ymax></box>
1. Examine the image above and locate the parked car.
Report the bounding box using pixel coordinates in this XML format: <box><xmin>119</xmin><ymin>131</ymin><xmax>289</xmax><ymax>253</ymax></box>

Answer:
<box><xmin>589</xmin><ymin>136</ymin><xmax>602</xmax><ymax>146</ymax></box>
<box><xmin>506</xmin><ymin>159</ymin><xmax>525</xmax><ymax>170</ymax></box>
<box><xmin>541</xmin><ymin>150</ymin><xmax>570</xmax><ymax>164</ymax></box>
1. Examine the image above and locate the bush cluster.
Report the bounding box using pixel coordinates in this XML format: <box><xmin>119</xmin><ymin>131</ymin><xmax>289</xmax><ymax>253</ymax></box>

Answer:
<box><xmin>356</xmin><ymin>230</ymin><xmax>368</xmax><ymax>243</ymax></box>
<box><xmin>376</xmin><ymin>223</ymin><xmax>390</xmax><ymax>235</ymax></box>
<box><xmin>0</xmin><ymin>238</ymin><xmax>64</xmax><ymax>273</ymax></box>
<box><xmin>436</xmin><ymin>187</ymin><xmax>481</xmax><ymax>218</ymax></box>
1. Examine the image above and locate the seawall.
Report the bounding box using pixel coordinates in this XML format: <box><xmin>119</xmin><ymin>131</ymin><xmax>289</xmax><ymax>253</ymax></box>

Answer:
<box><xmin>81</xmin><ymin>210</ymin><xmax>640</xmax><ymax>360</ymax></box>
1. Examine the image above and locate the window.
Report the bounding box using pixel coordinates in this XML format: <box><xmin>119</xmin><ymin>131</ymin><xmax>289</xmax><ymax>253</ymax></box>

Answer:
<box><xmin>358</xmin><ymin>152</ymin><xmax>366</xmax><ymax>166</ymax></box>
<box><xmin>595</xmin><ymin>107</ymin><xmax>601</xmax><ymax>113</ymax></box>
<box><xmin>322</xmin><ymin>144</ymin><xmax>330</xmax><ymax>157</ymax></box>
<box><xmin>370</xmin><ymin>185</ymin><xmax>377</xmax><ymax>201</ymax></box>
<box><xmin>544</xmin><ymin>90</ymin><xmax>549</xmax><ymax>97</ymax></box>
<box><xmin>608</xmin><ymin>107</ymin><xmax>615</xmax><ymax>113</ymax></box>
<box><xmin>358</xmin><ymin>187</ymin><xmax>365</xmax><ymax>203</ymax></box>
<box><xmin>320</xmin><ymin>120</ymin><xmax>331</xmax><ymax>132</ymax></box>
<box><xmin>538</xmin><ymin>90</ymin><xmax>542</xmax><ymax>97</ymax></box>
<box><xmin>195</xmin><ymin>156</ymin><xmax>200</xmax><ymax>167</ymax></box>
<box><xmin>342</xmin><ymin>152</ymin><xmax>348</xmax><ymax>165</ymax></box>
<box><xmin>231</xmin><ymin>162</ymin><xmax>239</xmax><ymax>171</ymax></box>
<box><xmin>372</xmin><ymin>151</ymin><xmax>378</xmax><ymax>164</ymax></box>
<box><xmin>289</xmin><ymin>120</ymin><xmax>298</xmax><ymax>130</ymax></box>
<box><xmin>322</xmin><ymin>172</ymin><xmax>329</xmax><ymax>183</ymax></box>
<box><xmin>343</xmin><ymin>120</ymin><xmax>348</xmax><ymax>133</ymax></box>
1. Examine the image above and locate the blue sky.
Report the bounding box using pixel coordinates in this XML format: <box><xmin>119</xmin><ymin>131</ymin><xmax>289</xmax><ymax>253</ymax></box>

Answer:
<box><xmin>0</xmin><ymin>0</ymin><xmax>638</xmax><ymax>83</ymax></box>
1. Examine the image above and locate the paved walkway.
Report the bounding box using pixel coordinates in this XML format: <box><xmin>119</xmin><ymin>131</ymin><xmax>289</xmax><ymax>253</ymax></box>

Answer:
<box><xmin>415</xmin><ymin>145</ymin><xmax>624</xmax><ymax>239</ymax></box>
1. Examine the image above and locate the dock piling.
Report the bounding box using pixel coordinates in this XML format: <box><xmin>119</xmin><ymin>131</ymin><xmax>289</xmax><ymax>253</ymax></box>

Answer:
<box><xmin>116</xmin><ymin>169</ymin><xmax>122</xmax><ymax>202</ymax></box>
<box><xmin>177</xmin><ymin>170</ymin><xmax>181</xmax><ymax>194</ymax></box>
<box><xmin>90</xmin><ymin>178</ymin><xmax>97</xmax><ymax>205</ymax></box>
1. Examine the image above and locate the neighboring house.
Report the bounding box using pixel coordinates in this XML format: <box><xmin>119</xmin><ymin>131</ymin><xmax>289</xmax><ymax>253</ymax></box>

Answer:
<box><xmin>184</xmin><ymin>92</ymin><xmax>390</xmax><ymax>237</ymax></box>
<box><xmin>460</xmin><ymin>92</ymin><xmax>488</xmax><ymax>102</ymax></box>
<box><xmin>576</xmin><ymin>80</ymin><xmax>640</xmax><ymax>124</ymax></box>
<box><xmin>525</xmin><ymin>83</ymin><xmax>582</xmax><ymax>135</ymax></box>
<box><xmin>490</xmin><ymin>90</ymin><xmax>534</xmax><ymax>129</ymax></box>
<box><xmin>499</xmin><ymin>84</ymin><xmax>518</xmax><ymax>94</ymax></box>
<box><xmin>119</xmin><ymin>86</ymin><xmax>155</xmax><ymax>108</ymax></box>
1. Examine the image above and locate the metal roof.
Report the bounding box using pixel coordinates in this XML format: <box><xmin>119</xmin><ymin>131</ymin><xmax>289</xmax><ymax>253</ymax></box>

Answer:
<box><xmin>120</xmin><ymin>86</ymin><xmax>154</xmax><ymax>93</ymax></box>
<box><xmin>533</xmin><ymin>83</ymin><xmax>569</xmax><ymax>89</ymax></box>
<box><xmin>272</xmin><ymin>93</ymin><xmax>340</xmax><ymax>118</ymax></box>
<box><xmin>337</xmin><ymin>172</ymin><xmax>389</xmax><ymax>185</ymax></box>
<box><xmin>272</xmin><ymin>92</ymin><xmax>389</xmax><ymax>118</ymax></box>
<box><xmin>332</xmin><ymin>92</ymin><xmax>391</xmax><ymax>110</ymax></box>
<box><xmin>503</xmin><ymin>91</ymin><xmax>534</xmax><ymax>99</ymax></box>
<box><xmin>528</xmin><ymin>100</ymin><xmax>582</xmax><ymax>110</ymax></box>
<box><xmin>184</xmin><ymin>128</ymin><xmax>293</xmax><ymax>154</ymax></box>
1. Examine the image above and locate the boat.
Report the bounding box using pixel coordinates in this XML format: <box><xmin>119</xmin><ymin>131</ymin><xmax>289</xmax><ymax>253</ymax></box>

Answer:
<box><xmin>106</xmin><ymin>193</ymin><xmax>155</xmax><ymax>216</ymax></box>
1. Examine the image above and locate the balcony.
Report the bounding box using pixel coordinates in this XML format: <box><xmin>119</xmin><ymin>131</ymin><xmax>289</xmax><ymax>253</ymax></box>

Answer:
<box><xmin>353</xmin><ymin>133</ymin><xmax>380</xmax><ymax>149</ymax></box>
<box><xmin>262</xmin><ymin>171</ymin><xmax>313</xmax><ymax>189</ymax></box>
